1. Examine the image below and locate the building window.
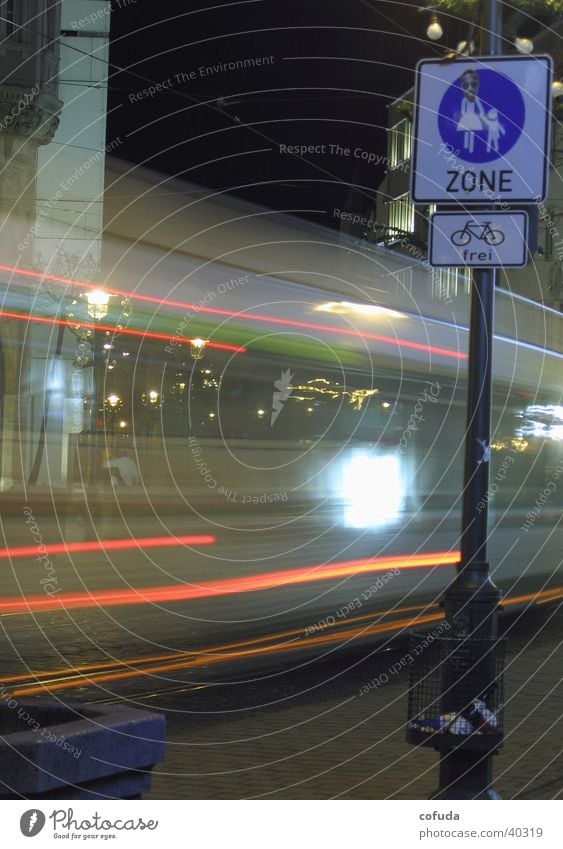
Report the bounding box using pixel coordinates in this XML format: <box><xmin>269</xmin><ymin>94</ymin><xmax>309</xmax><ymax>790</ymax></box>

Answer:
<box><xmin>387</xmin><ymin>266</ymin><xmax>413</xmax><ymax>297</ymax></box>
<box><xmin>46</xmin><ymin>4</ymin><xmax>57</xmax><ymax>43</ymax></box>
<box><xmin>544</xmin><ymin>212</ymin><xmax>553</xmax><ymax>258</ymax></box>
<box><xmin>432</xmin><ymin>267</ymin><xmax>471</xmax><ymax>302</ymax></box>
<box><xmin>389</xmin><ymin>119</ymin><xmax>412</xmax><ymax>167</ymax></box>
<box><xmin>3</xmin><ymin>0</ymin><xmax>16</xmax><ymax>36</ymax></box>
<box><xmin>388</xmin><ymin>192</ymin><xmax>415</xmax><ymax>237</ymax></box>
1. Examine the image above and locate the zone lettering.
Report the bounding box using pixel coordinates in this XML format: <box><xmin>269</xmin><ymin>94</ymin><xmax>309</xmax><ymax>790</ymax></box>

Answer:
<box><xmin>446</xmin><ymin>169</ymin><xmax>513</xmax><ymax>194</ymax></box>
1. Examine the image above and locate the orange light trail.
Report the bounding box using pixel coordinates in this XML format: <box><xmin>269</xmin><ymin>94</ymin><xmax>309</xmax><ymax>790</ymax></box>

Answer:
<box><xmin>4</xmin><ymin>587</ymin><xmax>561</xmax><ymax>698</ymax></box>
<box><xmin>0</xmin><ymin>550</ymin><xmax>459</xmax><ymax>614</ymax></box>
<box><xmin>9</xmin><ymin>613</ymin><xmax>444</xmax><ymax>696</ymax></box>
<box><xmin>0</xmin><ymin>310</ymin><xmax>244</xmax><ymax>353</ymax></box>
<box><xmin>0</xmin><ymin>264</ymin><xmax>466</xmax><ymax>361</ymax></box>
<box><xmin>538</xmin><ymin>591</ymin><xmax>563</xmax><ymax>605</ymax></box>
<box><xmin>1</xmin><ymin>601</ymin><xmax>438</xmax><ymax>685</ymax></box>
<box><xmin>0</xmin><ymin>534</ymin><xmax>215</xmax><ymax>563</ymax></box>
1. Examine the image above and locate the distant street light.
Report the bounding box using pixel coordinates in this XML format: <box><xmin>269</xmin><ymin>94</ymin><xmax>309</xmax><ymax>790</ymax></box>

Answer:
<box><xmin>106</xmin><ymin>394</ymin><xmax>122</xmax><ymax>437</ymax></box>
<box><xmin>190</xmin><ymin>338</ymin><xmax>207</xmax><ymax>360</ymax></box>
<box><xmin>514</xmin><ymin>36</ymin><xmax>534</xmax><ymax>54</ymax></box>
<box><xmin>146</xmin><ymin>390</ymin><xmax>159</xmax><ymax>437</ymax></box>
<box><xmin>427</xmin><ymin>16</ymin><xmax>443</xmax><ymax>41</ymax></box>
<box><xmin>456</xmin><ymin>40</ymin><xmax>475</xmax><ymax>56</ymax></box>
<box><xmin>84</xmin><ymin>290</ymin><xmax>113</xmax><ymax>495</ymax></box>
<box><xmin>35</xmin><ymin>281</ymin><xmax>131</xmax><ymax>496</ymax></box>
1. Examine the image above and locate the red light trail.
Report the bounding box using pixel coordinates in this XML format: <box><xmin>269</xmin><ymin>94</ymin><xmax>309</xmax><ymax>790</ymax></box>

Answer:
<box><xmin>0</xmin><ymin>310</ymin><xmax>244</xmax><ymax>353</ymax></box>
<box><xmin>0</xmin><ymin>264</ymin><xmax>466</xmax><ymax>361</ymax></box>
<box><xmin>0</xmin><ymin>550</ymin><xmax>459</xmax><ymax>614</ymax></box>
<box><xmin>0</xmin><ymin>533</ymin><xmax>216</xmax><ymax>562</ymax></box>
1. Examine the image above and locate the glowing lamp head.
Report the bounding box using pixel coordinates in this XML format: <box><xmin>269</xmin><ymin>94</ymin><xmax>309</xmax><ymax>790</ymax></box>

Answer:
<box><xmin>86</xmin><ymin>289</ymin><xmax>110</xmax><ymax>320</ymax></box>
<box><xmin>456</xmin><ymin>40</ymin><xmax>475</xmax><ymax>56</ymax></box>
<box><xmin>514</xmin><ymin>37</ymin><xmax>533</xmax><ymax>55</ymax></box>
<box><xmin>190</xmin><ymin>338</ymin><xmax>208</xmax><ymax>360</ymax></box>
<box><xmin>427</xmin><ymin>16</ymin><xmax>443</xmax><ymax>41</ymax></box>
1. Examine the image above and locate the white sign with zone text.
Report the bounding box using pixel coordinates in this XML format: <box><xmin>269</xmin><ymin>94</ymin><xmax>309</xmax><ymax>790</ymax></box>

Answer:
<box><xmin>411</xmin><ymin>55</ymin><xmax>552</xmax><ymax>204</ymax></box>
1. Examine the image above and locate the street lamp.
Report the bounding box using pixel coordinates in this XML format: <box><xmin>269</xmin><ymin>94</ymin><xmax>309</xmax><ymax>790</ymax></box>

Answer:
<box><xmin>146</xmin><ymin>390</ymin><xmax>159</xmax><ymax>436</ymax></box>
<box><xmin>106</xmin><ymin>393</ymin><xmax>121</xmax><ymax>439</ymax></box>
<box><xmin>43</xmin><ymin>284</ymin><xmax>131</xmax><ymax>499</ymax></box>
<box><xmin>427</xmin><ymin>15</ymin><xmax>443</xmax><ymax>41</ymax></box>
<box><xmin>86</xmin><ymin>289</ymin><xmax>110</xmax><ymax>321</ymax></box>
<box><xmin>190</xmin><ymin>338</ymin><xmax>208</xmax><ymax>360</ymax></box>
<box><xmin>456</xmin><ymin>40</ymin><xmax>475</xmax><ymax>56</ymax></box>
<box><xmin>514</xmin><ymin>36</ymin><xmax>534</xmax><ymax>54</ymax></box>
<box><xmin>84</xmin><ymin>289</ymin><xmax>112</xmax><ymax>499</ymax></box>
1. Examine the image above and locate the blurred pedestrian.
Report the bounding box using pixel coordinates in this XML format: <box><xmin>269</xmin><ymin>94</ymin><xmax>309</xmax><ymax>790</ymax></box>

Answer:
<box><xmin>103</xmin><ymin>450</ymin><xmax>140</xmax><ymax>486</ymax></box>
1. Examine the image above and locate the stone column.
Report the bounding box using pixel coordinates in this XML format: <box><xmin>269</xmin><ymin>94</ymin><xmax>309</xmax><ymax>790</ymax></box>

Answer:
<box><xmin>0</xmin><ymin>87</ymin><xmax>62</xmax><ymax>489</ymax></box>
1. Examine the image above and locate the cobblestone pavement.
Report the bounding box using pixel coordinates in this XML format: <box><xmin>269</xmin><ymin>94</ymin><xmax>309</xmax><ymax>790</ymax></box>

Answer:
<box><xmin>145</xmin><ymin>606</ymin><xmax>562</xmax><ymax>800</ymax></box>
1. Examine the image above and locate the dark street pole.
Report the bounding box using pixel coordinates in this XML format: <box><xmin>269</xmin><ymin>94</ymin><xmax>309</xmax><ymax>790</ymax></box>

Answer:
<box><xmin>435</xmin><ymin>0</ymin><xmax>503</xmax><ymax>800</ymax></box>
<box><xmin>87</xmin><ymin>327</ymin><xmax>104</xmax><ymax>501</ymax></box>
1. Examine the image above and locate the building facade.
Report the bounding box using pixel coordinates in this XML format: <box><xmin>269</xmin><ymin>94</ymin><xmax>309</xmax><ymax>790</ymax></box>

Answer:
<box><xmin>0</xmin><ymin>1</ymin><xmax>111</xmax><ymax>490</ymax></box>
<box><xmin>0</xmin><ymin>1</ymin><xmax>62</xmax><ymax>490</ymax></box>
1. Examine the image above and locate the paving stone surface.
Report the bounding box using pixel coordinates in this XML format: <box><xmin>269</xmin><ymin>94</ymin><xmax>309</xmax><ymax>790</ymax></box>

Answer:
<box><xmin>145</xmin><ymin>607</ymin><xmax>562</xmax><ymax>799</ymax></box>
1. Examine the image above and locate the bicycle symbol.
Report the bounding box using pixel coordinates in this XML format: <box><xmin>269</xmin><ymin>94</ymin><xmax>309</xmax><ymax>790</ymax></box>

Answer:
<box><xmin>450</xmin><ymin>220</ymin><xmax>505</xmax><ymax>247</ymax></box>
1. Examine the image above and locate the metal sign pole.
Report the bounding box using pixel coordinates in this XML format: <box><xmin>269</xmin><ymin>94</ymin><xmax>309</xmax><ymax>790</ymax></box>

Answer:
<box><xmin>407</xmin><ymin>0</ymin><xmax>551</xmax><ymax>800</ymax></box>
<box><xmin>436</xmin><ymin>0</ymin><xmax>503</xmax><ymax>800</ymax></box>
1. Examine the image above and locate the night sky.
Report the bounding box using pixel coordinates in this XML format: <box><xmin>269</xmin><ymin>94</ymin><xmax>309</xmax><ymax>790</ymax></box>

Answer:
<box><xmin>106</xmin><ymin>0</ymin><xmax>485</xmax><ymax>228</ymax></box>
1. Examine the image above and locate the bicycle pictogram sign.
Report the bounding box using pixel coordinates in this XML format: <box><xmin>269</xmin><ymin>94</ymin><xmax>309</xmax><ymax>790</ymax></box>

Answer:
<box><xmin>429</xmin><ymin>210</ymin><xmax>528</xmax><ymax>268</ymax></box>
<box><xmin>450</xmin><ymin>220</ymin><xmax>505</xmax><ymax>247</ymax></box>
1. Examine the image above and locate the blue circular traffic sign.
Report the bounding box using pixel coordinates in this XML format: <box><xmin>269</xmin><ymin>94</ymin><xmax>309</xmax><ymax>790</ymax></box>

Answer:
<box><xmin>438</xmin><ymin>68</ymin><xmax>525</xmax><ymax>163</ymax></box>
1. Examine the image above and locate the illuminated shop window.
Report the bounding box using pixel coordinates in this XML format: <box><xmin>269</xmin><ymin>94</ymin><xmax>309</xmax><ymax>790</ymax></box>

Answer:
<box><xmin>388</xmin><ymin>192</ymin><xmax>415</xmax><ymax>235</ymax></box>
<box><xmin>389</xmin><ymin>119</ymin><xmax>412</xmax><ymax>167</ymax></box>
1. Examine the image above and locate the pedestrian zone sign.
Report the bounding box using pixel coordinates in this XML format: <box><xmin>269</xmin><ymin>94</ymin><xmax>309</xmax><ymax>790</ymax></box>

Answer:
<box><xmin>411</xmin><ymin>55</ymin><xmax>552</xmax><ymax>204</ymax></box>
